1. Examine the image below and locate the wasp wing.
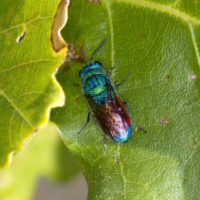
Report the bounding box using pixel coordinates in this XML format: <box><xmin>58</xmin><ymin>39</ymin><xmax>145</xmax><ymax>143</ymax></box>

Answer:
<box><xmin>87</xmin><ymin>77</ymin><xmax>131</xmax><ymax>141</ymax></box>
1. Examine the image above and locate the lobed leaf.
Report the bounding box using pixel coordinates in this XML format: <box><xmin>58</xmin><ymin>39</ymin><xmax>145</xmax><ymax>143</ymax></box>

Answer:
<box><xmin>0</xmin><ymin>0</ymin><xmax>66</xmax><ymax>168</ymax></box>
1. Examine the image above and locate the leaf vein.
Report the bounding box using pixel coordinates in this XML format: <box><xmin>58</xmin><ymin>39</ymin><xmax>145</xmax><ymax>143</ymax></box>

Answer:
<box><xmin>0</xmin><ymin>59</ymin><xmax>57</xmax><ymax>74</ymax></box>
<box><xmin>104</xmin><ymin>0</ymin><xmax>114</xmax><ymax>67</ymax></box>
<box><xmin>188</xmin><ymin>23</ymin><xmax>200</xmax><ymax>69</ymax></box>
<box><xmin>0</xmin><ymin>15</ymin><xmax>53</xmax><ymax>34</ymax></box>
<box><xmin>116</xmin><ymin>0</ymin><xmax>200</xmax><ymax>25</ymax></box>
<box><xmin>0</xmin><ymin>90</ymin><xmax>33</xmax><ymax>128</ymax></box>
<box><xmin>117</xmin><ymin>144</ymin><xmax>127</xmax><ymax>199</ymax></box>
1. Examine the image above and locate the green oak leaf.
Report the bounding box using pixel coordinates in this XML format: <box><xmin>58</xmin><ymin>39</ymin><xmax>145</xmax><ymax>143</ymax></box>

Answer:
<box><xmin>0</xmin><ymin>123</ymin><xmax>80</xmax><ymax>200</ymax></box>
<box><xmin>51</xmin><ymin>0</ymin><xmax>200</xmax><ymax>199</ymax></box>
<box><xmin>0</xmin><ymin>0</ymin><xmax>66</xmax><ymax>168</ymax></box>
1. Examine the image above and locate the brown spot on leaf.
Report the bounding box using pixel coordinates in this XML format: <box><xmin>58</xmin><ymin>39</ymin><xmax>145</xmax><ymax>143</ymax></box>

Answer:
<box><xmin>64</xmin><ymin>43</ymin><xmax>79</xmax><ymax>62</ymax></box>
<box><xmin>33</xmin><ymin>128</ymin><xmax>39</xmax><ymax>134</ymax></box>
<box><xmin>74</xmin><ymin>96</ymin><xmax>79</xmax><ymax>102</ymax></box>
<box><xmin>64</xmin><ymin>43</ymin><xmax>87</xmax><ymax>63</ymax></box>
<box><xmin>62</xmin><ymin>65</ymin><xmax>71</xmax><ymax>73</ymax></box>
<box><xmin>190</xmin><ymin>73</ymin><xmax>197</xmax><ymax>80</ymax></box>
<box><xmin>165</xmin><ymin>74</ymin><xmax>170</xmax><ymax>80</ymax></box>
<box><xmin>160</xmin><ymin>117</ymin><xmax>168</xmax><ymax>124</ymax></box>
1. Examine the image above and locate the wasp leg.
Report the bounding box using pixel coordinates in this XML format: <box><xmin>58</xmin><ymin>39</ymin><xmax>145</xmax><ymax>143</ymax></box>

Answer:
<box><xmin>91</xmin><ymin>114</ymin><xmax>96</xmax><ymax>123</ymax></box>
<box><xmin>132</xmin><ymin>121</ymin><xmax>147</xmax><ymax>134</ymax></box>
<box><xmin>122</xmin><ymin>101</ymin><xmax>130</xmax><ymax>112</ymax></box>
<box><xmin>106</xmin><ymin>60</ymin><xmax>119</xmax><ymax>77</ymax></box>
<box><xmin>123</xmin><ymin>101</ymin><xmax>147</xmax><ymax>134</ymax></box>
<box><xmin>104</xmin><ymin>135</ymin><xmax>107</xmax><ymax>152</ymax></box>
<box><xmin>77</xmin><ymin>110</ymin><xmax>92</xmax><ymax>134</ymax></box>
<box><xmin>115</xmin><ymin>71</ymin><xmax>131</xmax><ymax>88</ymax></box>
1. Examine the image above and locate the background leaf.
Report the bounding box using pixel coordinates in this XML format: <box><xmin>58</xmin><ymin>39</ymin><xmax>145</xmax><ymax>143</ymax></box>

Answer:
<box><xmin>52</xmin><ymin>0</ymin><xmax>200</xmax><ymax>199</ymax></box>
<box><xmin>0</xmin><ymin>0</ymin><xmax>65</xmax><ymax>168</ymax></box>
<box><xmin>0</xmin><ymin>123</ymin><xmax>80</xmax><ymax>200</ymax></box>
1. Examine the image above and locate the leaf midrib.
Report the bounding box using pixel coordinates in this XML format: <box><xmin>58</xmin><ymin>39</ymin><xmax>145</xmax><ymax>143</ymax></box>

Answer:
<box><xmin>102</xmin><ymin>1</ymin><xmax>128</xmax><ymax>198</ymax></box>
<box><xmin>188</xmin><ymin>23</ymin><xmax>200</xmax><ymax>68</ymax></box>
<box><xmin>117</xmin><ymin>0</ymin><xmax>200</xmax><ymax>25</ymax></box>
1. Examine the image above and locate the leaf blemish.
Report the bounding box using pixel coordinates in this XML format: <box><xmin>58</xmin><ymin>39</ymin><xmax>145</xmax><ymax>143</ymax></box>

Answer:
<box><xmin>165</xmin><ymin>74</ymin><xmax>170</xmax><ymax>80</ymax></box>
<box><xmin>64</xmin><ymin>43</ymin><xmax>79</xmax><ymax>62</ymax></box>
<box><xmin>190</xmin><ymin>73</ymin><xmax>197</xmax><ymax>80</ymax></box>
<box><xmin>64</xmin><ymin>43</ymin><xmax>86</xmax><ymax>63</ymax></box>
<box><xmin>51</xmin><ymin>0</ymin><xmax>69</xmax><ymax>52</ymax></box>
<box><xmin>16</xmin><ymin>31</ymin><xmax>26</xmax><ymax>43</ymax></box>
<box><xmin>33</xmin><ymin>128</ymin><xmax>39</xmax><ymax>134</ymax></box>
<box><xmin>160</xmin><ymin>117</ymin><xmax>168</xmax><ymax>124</ymax></box>
<box><xmin>6</xmin><ymin>32</ymin><xmax>10</xmax><ymax>37</ymax></box>
<box><xmin>74</xmin><ymin>96</ymin><xmax>79</xmax><ymax>102</ymax></box>
<box><xmin>62</xmin><ymin>65</ymin><xmax>71</xmax><ymax>73</ymax></box>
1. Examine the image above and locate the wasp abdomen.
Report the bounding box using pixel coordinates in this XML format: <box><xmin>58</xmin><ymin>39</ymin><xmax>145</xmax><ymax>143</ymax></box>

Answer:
<box><xmin>79</xmin><ymin>61</ymin><xmax>132</xmax><ymax>142</ymax></box>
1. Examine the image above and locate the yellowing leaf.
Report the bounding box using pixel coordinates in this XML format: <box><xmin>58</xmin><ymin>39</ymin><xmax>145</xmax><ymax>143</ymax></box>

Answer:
<box><xmin>0</xmin><ymin>0</ymin><xmax>67</xmax><ymax>168</ymax></box>
<box><xmin>0</xmin><ymin>123</ymin><xmax>80</xmax><ymax>200</ymax></box>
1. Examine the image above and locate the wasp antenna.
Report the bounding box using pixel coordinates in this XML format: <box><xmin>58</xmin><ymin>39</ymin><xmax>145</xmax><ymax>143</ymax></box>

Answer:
<box><xmin>132</xmin><ymin>121</ymin><xmax>147</xmax><ymax>134</ymax></box>
<box><xmin>91</xmin><ymin>37</ymin><xmax>106</xmax><ymax>61</ymax></box>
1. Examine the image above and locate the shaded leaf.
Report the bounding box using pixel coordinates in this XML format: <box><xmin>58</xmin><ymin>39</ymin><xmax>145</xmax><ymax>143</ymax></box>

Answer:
<box><xmin>52</xmin><ymin>0</ymin><xmax>200</xmax><ymax>199</ymax></box>
<box><xmin>0</xmin><ymin>123</ymin><xmax>80</xmax><ymax>200</ymax></box>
